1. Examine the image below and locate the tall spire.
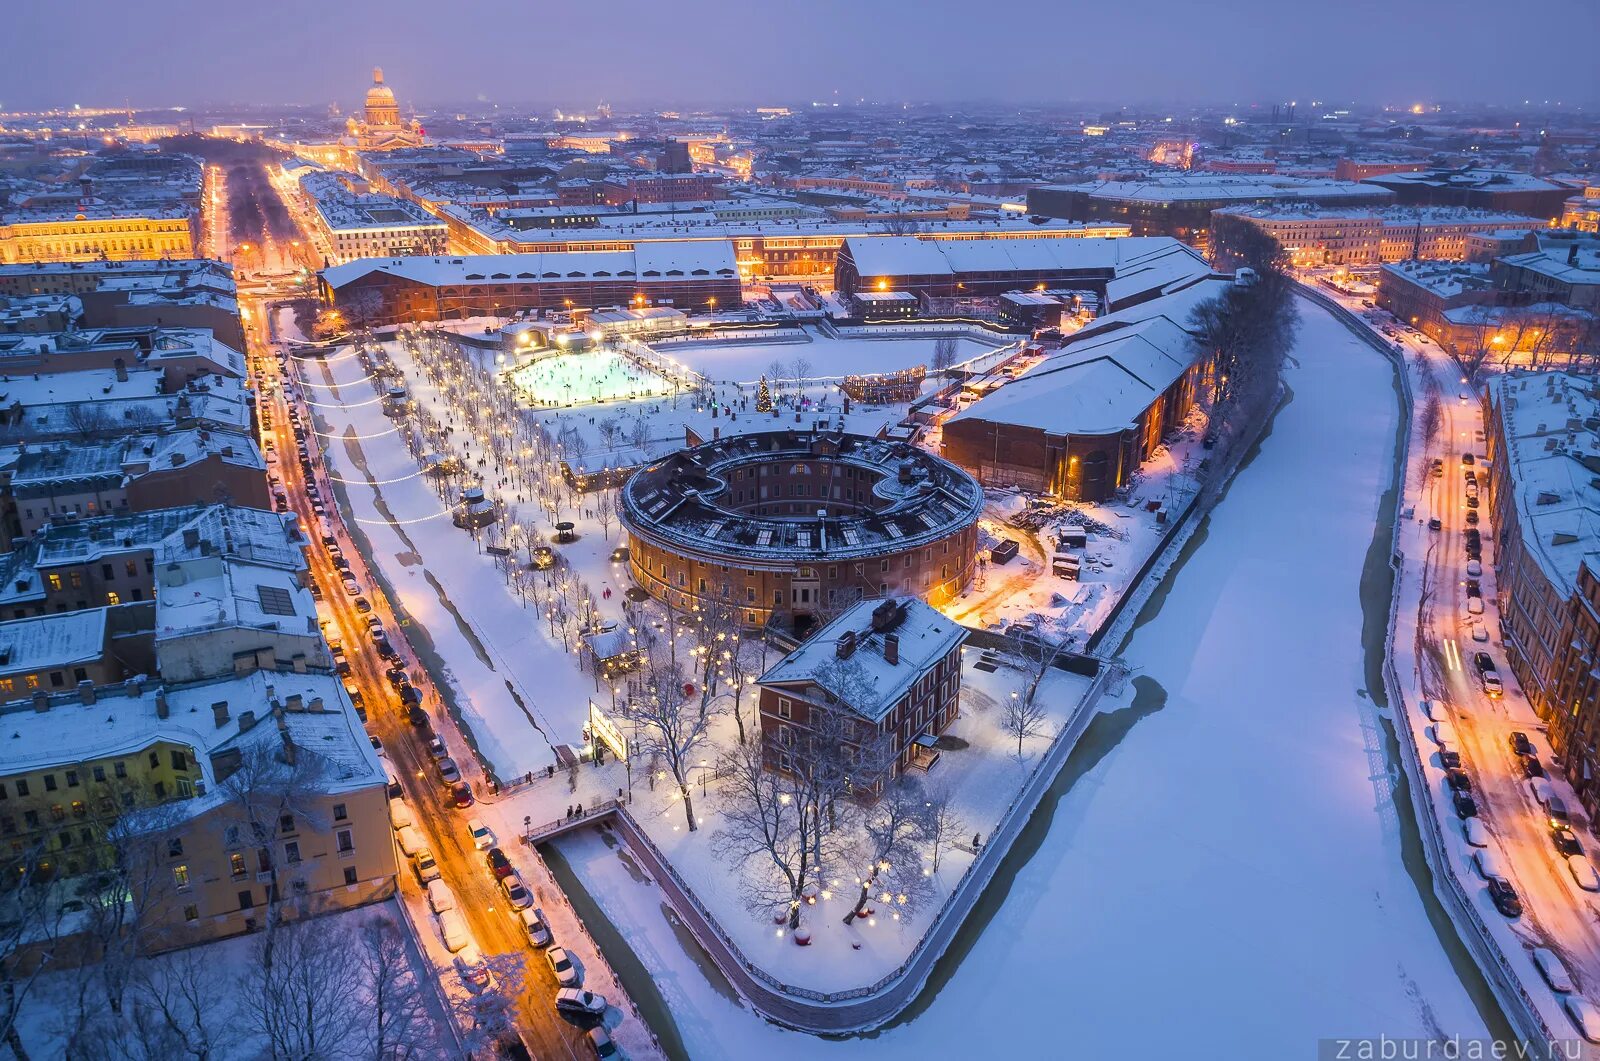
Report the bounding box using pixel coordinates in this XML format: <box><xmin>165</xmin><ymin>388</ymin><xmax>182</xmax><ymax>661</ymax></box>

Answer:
<box><xmin>373</xmin><ymin>66</ymin><xmax>384</xmax><ymax>86</ymax></box>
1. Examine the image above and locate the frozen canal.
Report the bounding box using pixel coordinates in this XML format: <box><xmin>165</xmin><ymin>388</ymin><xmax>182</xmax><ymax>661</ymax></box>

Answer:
<box><xmin>550</xmin><ymin>301</ymin><xmax>1496</xmax><ymax>1058</ymax></box>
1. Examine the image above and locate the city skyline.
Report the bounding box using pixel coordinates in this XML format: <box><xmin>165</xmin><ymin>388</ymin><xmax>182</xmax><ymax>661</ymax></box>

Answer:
<box><xmin>4</xmin><ymin>0</ymin><xmax>1599</xmax><ymax>112</ymax></box>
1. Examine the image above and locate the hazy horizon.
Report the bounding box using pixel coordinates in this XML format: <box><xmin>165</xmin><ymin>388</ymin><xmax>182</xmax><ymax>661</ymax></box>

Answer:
<box><xmin>4</xmin><ymin>0</ymin><xmax>1598</xmax><ymax>114</ymax></box>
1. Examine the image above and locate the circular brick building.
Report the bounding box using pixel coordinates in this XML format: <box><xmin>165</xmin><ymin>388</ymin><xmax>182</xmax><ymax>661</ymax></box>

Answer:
<box><xmin>619</xmin><ymin>430</ymin><xmax>982</xmax><ymax>631</ymax></box>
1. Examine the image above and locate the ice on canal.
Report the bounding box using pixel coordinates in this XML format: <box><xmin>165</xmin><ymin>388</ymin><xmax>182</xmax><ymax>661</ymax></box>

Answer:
<box><xmin>553</xmin><ymin>301</ymin><xmax>1491</xmax><ymax>1058</ymax></box>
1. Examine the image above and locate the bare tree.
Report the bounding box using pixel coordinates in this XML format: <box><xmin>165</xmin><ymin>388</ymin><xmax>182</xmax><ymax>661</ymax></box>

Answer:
<box><xmin>0</xmin><ymin>841</ymin><xmax>73</xmax><ymax>1060</ymax></box>
<box><xmin>930</xmin><ymin>337</ymin><xmax>960</xmax><ymax>378</ymax></box>
<box><xmin>920</xmin><ymin>778</ymin><xmax>967</xmax><ymax>875</ymax></box>
<box><xmin>767</xmin><ymin>358</ymin><xmax>789</xmax><ymax>399</ymax></box>
<box><xmin>355</xmin><ymin>916</ymin><xmax>432</xmax><ymax>1060</ymax></box>
<box><xmin>715</xmin><ymin>736</ymin><xmax>838</xmax><ymax>930</ymax></box>
<box><xmin>842</xmin><ymin>777</ymin><xmax>932</xmax><ymax>925</ymax></box>
<box><xmin>1000</xmin><ymin>685</ymin><xmax>1051</xmax><ymax>758</ymax></box>
<box><xmin>594</xmin><ymin>489</ymin><xmax>616</xmax><ymax>541</ymax></box>
<box><xmin>451</xmin><ymin>953</ymin><xmax>525</xmax><ymax>1056</ymax></box>
<box><xmin>212</xmin><ymin>736</ymin><xmax>332</xmax><ymax>970</ymax></box>
<box><xmin>64</xmin><ymin>406</ymin><xmax>111</xmax><ymax>442</ymax></box>
<box><xmin>790</xmin><ymin>357</ymin><xmax>813</xmax><ymax>395</ymax></box>
<box><xmin>621</xmin><ymin>655</ymin><xmax>718</xmax><ymax>832</ymax></box>
<box><xmin>240</xmin><ymin>918</ymin><xmax>364</xmax><ymax>1060</ymax></box>
<box><xmin>125</xmin><ymin>947</ymin><xmax>234</xmax><ymax>1061</ymax></box>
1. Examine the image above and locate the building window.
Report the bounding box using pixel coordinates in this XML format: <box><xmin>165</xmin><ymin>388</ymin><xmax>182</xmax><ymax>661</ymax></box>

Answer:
<box><xmin>333</xmin><ymin>803</ymin><xmax>347</xmax><ymax>822</ymax></box>
<box><xmin>14</xmin><ymin>780</ymin><xmax>26</xmax><ymax>797</ymax></box>
<box><xmin>172</xmin><ymin>865</ymin><xmax>190</xmax><ymax>890</ymax></box>
<box><xmin>106</xmin><ymin>591</ymin><xmax>121</xmax><ymax>606</ymax></box>
<box><xmin>284</xmin><ymin>842</ymin><xmax>301</xmax><ymax>864</ymax></box>
<box><xmin>337</xmin><ymin>829</ymin><xmax>354</xmax><ymax>853</ymax></box>
<box><xmin>230</xmin><ymin>853</ymin><xmax>246</xmax><ymax>878</ymax></box>
<box><xmin>168</xmin><ymin>838</ymin><xmax>183</xmax><ymax>858</ymax></box>
<box><xmin>43</xmin><ymin>774</ymin><xmax>56</xmax><ymax>792</ymax></box>
<box><xmin>183</xmin><ymin>904</ymin><xmax>199</xmax><ymax>923</ymax></box>
<box><xmin>778</xmin><ymin>697</ymin><xmax>792</xmax><ymax>720</ymax></box>
<box><xmin>237</xmin><ymin>890</ymin><xmax>254</xmax><ymax>910</ymax></box>
<box><xmin>65</xmin><ymin>770</ymin><xmax>78</xmax><ymax>788</ymax></box>
<box><xmin>280</xmin><ymin>814</ymin><xmax>295</xmax><ymax>834</ymax></box>
<box><xmin>171</xmin><ymin>750</ymin><xmax>188</xmax><ymax>771</ymax></box>
<box><xmin>343</xmin><ymin>867</ymin><xmax>359</xmax><ymax>885</ymax></box>
<box><xmin>114</xmin><ymin>761</ymin><xmax>126</xmax><ymax>779</ymax></box>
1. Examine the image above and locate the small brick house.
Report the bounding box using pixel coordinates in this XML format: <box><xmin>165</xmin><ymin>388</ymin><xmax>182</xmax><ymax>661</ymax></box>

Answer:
<box><xmin>756</xmin><ymin>597</ymin><xmax>966</xmax><ymax>793</ymax></box>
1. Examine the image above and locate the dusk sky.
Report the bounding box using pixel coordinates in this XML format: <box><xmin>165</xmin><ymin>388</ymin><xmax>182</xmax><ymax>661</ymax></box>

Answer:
<box><xmin>4</xmin><ymin>0</ymin><xmax>1598</xmax><ymax>111</ymax></box>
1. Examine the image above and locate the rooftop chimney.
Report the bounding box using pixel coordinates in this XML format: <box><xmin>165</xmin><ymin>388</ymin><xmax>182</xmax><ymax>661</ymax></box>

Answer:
<box><xmin>155</xmin><ymin>690</ymin><xmax>169</xmax><ymax>719</ymax></box>
<box><xmin>285</xmin><ymin>693</ymin><xmax>304</xmax><ymax>712</ymax></box>
<box><xmin>211</xmin><ymin>700</ymin><xmax>230</xmax><ymax>728</ymax></box>
<box><xmin>32</xmin><ymin>690</ymin><xmax>50</xmax><ymax>713</ymax></box>
<box><xmin>77</xmin><ymin>680</ymin><xmax>95</xmax><ymax>706</ymax></box>
<box><xmin>307</xmin><ymin>696</ymin><xmax>324</xmax><ymax>713</ymax></box>
<box><xmin>883</xmin><ymin>632</ymin><xmax>900</xmax><ymax>666</ymax></box>
<box><xmin>836</xmin><ymin>629</ymin><xmax>857</xmax><ymax>659</ymax></box>
<box><xmin>238</xmin><ymin>709</ymin><xmax>256</xmax><ymax>733</ymax></box>
<box><xmin>181</xmin><ymin>527</ymin><xmax>199</xmax><ymax>549</ymax></box>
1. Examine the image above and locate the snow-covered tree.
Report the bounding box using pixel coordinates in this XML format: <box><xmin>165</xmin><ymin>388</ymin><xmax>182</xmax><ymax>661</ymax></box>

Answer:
<box><xmin>842</xmin><ymin>777</ymin><xmax>933</xmax><ymax>926</ymax></box>
<box><xmin>622</xmin><ymin>656</ymin><xmax>719</xmax><ymax>832</ymax></box>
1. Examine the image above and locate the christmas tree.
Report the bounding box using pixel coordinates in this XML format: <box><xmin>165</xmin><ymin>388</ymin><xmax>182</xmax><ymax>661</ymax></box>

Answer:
<box><xmin>757</xmin><ymin>374</ymin><xmax>772</xmax><ymax>412</ymax></box>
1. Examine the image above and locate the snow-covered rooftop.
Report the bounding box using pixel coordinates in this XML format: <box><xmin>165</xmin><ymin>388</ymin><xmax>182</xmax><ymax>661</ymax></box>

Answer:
<box><xmin>758</xmin><ymin>597</ymin><xmax>966</xmax><ymax>722</ymax></box>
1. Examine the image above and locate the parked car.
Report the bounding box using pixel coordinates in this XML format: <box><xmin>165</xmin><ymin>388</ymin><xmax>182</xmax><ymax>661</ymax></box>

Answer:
<box><xmin>395</xmin><ymin>826</ymin><xmax>425</xmax><ymax>859</ymax></box>
<box><xmin>1534</xmin><ymin>946</ymin><xmax>1575</xmax><ymax>992</ymax></box>
<box><xmin>399</xmin><ymin>684</ymin><xmax>423</xmax><ymax>706</ymax></box>
<box><xmin>501</xmin><ymin>871</ymin><xmax>533</xmax><ymax>910</ymax></box>
<box><xmin>341</xmin><ymin>578</ymin><xmax>361</xmax><ymax>596</ymax></box>
<box><xmin>1565</xmin><ymin>997</ymin><xmax>1600</xmax><ymax>1043</ymax></box>
<box><xmin>407</xmin><ymin>704</ymin><xmax>429</xmax><ymax>728</ymax></box>
<box><xmin>521</xmin><ymin>907</ymin><xmax>553</xmax><ymax>947</ymax></box>
<box><xmin>414</xmin><ymin>848</ymin><xmax>440</xmax><ymax>884</ymax></box>
<box><xmin>487</xmin><ymin>848</ymin><xmax>513</xmax><ymax>878</ymax></box>
<box><xmin>1453</xmin><ymin>790</ymin><xmax>1478</xmax><ymax>819</ymax></box>
<box><xmin>1439</xmin><ymin>748</ymin><xmax>1462</xmax><ymax>769</ymax></box>
<box><xmin>1510</xmin><ymin>731</ymin><xmax>1534</xmax><ymax>757</ymax></box>
<box><xmin>449</xmin><ymin>782</ymin><xmax>474</xmax><ymax>808</ymax></box>
<box><xmin>453</xmin><ymin>946</ymin><xmax>494</xmax><ymax>992</ymax></box>
<box><xmin>427</xmin><ymin>736</ymin><xmax>448</xmax><ymax>759</ymax></box>
<box><xmin>1427</xmin><ymin>518</ymin><xmax>1442</xmax><ymax>532</ymax></box>
<box><xmin>1464</xmin><ymin>510</ymin><xmax>1479</xmax><ymax>526</ymax></box>
<box><xmin>1486</xmin><ymin>876</ymin><xmax>1522</xmax><ymax>918</ymax></box>
<box><xmin>385</xmin><ymin>666</ymin><xmax>409</xmax><ymax>688</ymax></box>
<box><xmin>1462</xmin><ymin>453</ymin><xmax>1475</xmax><ymax>466</ymax></box>
<box><xmin>437</xmin><ymin>908</ymin><xmax>469</xmax><ymax>952</ymax></box>
<box><xmin>436</xmin><ymin>757</ymin><xmax>461</xmax><ymax>785</ymax></box>
<box><xmin>1462</xmin><ymin>818</ymin><xmax>1489</xmax><ymax>848</ymax></box>
<box><xmin>468</xmin><ymin>818</ymin><xmax>495</xmax><ymax>850</ymax></box>
<box><xmin>1553</xmin><ymin>826</ymin><xmax>1584</xmax><ymax>856</ymax></box>
<box><xmin>388</xmin><ymin>800</ymin><xmax>412</xmax><ymax>831</ymax></box>
<box><xmin>426</xmin><ymin>879</ymin><xmax>456</xmax><ymax>913</ymax></box>
<box><xmin>1522</xmin><ymin>756</ymin><xmax>1546</xmax><ymax>779</ymax></box>
<box><xmin>587</xmin><ymin>1026</ymin><xmax>618</xmax><ymax>1059</ymax></box>
<box><xmin>354</xmin><ymin>596</ymin><xmax>372</xmax><ymax>613</ymax></box>
<box><xmin>1446</xmin><ymin>768</ymin><xmax>1472</xmax><ymax>792</ymax></box>
<box><xmin>1568</xmin><ymin>855</ymin><xmax>1600</xmax><ymax>893</ymax></box>
<box><xmin>554</xmin><ymin>988</ymin><xmax>607</xmax><ymax>1018</ymax></box>
<box><xmin>546</xmin><ymin>946</ymin><xmax>580</xmax><ymax>987</ymax></box>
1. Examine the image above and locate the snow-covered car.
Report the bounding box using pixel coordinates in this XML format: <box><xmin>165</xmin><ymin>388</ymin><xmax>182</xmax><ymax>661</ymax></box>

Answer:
<box><xmin>467</xmin><ymin>818</ymin><xmax>494</xmax><ymax>850</ymax></box>
<box><xmin>388</xmin><ymin>800</ymin><xmax>413</xmax><ymax>831</ymax></box>
<box><xmin>1552</xmin><ymin>826</ymin><xmax>1583</xmax><ymax>856</ymax></box>
<box><xmin>414</xmin><ymin>849</ymin><xmax>440</xmax><ymax>884</ymax></box>
<box><xmin>437</xmin><ymin>909</ymin><xmax>469</xmax><ymax>952</ymax></box>
<box><xmin>1461</xmin><ymin>818</ymin><xmax>1489</xmax><ymax>847</ymax></box>
<box><xmin>395</xmin><ymin>826</ymin><xmax>425</xmax><ymax>859</ymax></box>
<box><xmin>1569</xmin><ymin>855</ymin><xmax>1600</xmax><ymax>892</ymax></box>
<box><xmin>500</xmin><ymin>871</ymin><xmax>532</xmax><ymax>910</ymax></box>
<box><xmin>454</xmin><ymin>945</ymin><xmax>493</xmax><ymax>992</ymax></box>
<box><xmin>1534</xmin><ymin>947</ymin><xmax>1575</xmax><ymax>993</ymax></box>
<box><xmin>426</xmin><ymin>879</ymin><xmax>456</xmax><ymax>913</ymax></box>
<box><xmin>1466</xmin><ymin>560</ymin><xmax>1482</xmax><ymax>577</ymax></box>
<box><xmin>554</xmin><ymin>988</ymin><xmax>607</xmax><ymax>1017</ymax></box>
<box><xmin>1470</xmin><ymin>624</ymin><xmax>1489</xmax><ymax>643</ymax></box>
<box><xmin>546</xmin><ymin>946</ymin><xmax>580</xmax><ymax>986</ymax></box>
<box><xmin>341</xmin><ymin>578</ymin><xmax>361</xmax><ymax>596</ymax></box>
<box><xmin>1566</xmin><ymin>996</ymin><xmax>1600</xmax><ymax>1043</ymax></box>
<box><xmin>1472</xmin><ymin>848</ymin><xmax>1505</xmax><ymax>881</ymax></box>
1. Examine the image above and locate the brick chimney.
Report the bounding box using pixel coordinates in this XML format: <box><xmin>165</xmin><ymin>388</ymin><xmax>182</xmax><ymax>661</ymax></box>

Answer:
<box><xmin>836</xmin><ymin>629</ymin><xmax>857</xmax><ymax>659</ymax></box>
<box><xmin>238</xmin><ymin>709</ymin><xmax>256</xmax><ymax>732</ymax></box>
<box><xmin>155</xmin><ymin>690</ymin><xmax>169</xmax><ymax>719</ymax></box>
<box><xmin>31</xmin><ymin>690</ymin><xmax>50</xmax><ymax>713</ymax></box>
<box><xmin>883</xmin><ymin>632</ymin><xmax>899</xmax><ymax>666</ymax></box>
<box><xmin>77</xmin><ymin>680</ymin><xmax>96</xmax><ymax>706</ymax></box>
<box><xmin>212</xmin><ymin>700</ymin><xmax>230</xmax><ymax>728</ymax></box>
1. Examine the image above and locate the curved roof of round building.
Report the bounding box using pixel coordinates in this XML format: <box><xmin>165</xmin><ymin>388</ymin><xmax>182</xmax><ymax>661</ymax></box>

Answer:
<box><xmin>619</xmin><ymin>430</ymin><xmax>981</xmax><ymax>565</ymax></box>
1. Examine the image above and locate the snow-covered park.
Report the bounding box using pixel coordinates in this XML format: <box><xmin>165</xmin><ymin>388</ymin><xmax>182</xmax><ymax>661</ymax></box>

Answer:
<box><xmin>541</xmin><ymin>300</ymin><xmax>1498</xmax><ymax>1057</ymax></box>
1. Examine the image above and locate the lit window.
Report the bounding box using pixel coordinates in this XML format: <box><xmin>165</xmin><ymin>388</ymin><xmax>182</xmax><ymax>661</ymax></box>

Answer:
<box><xmin>172</xmin><ymin>864</ymin><xmax>190</xmax><ymax>889</ymax></box>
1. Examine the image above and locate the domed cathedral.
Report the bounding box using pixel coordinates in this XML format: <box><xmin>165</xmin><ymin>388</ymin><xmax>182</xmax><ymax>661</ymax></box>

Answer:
<box><xmin>346</xmin><ymin>67</ymin><xmax>424</xmax><ymax>151</ymax></box>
